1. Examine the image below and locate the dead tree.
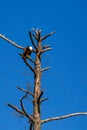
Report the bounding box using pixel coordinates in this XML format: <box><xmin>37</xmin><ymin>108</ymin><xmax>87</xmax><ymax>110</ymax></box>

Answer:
<box><xmin>0</xmin><ymin>28</ymin><xmax>87</xmax><ymax>130</ymax></box>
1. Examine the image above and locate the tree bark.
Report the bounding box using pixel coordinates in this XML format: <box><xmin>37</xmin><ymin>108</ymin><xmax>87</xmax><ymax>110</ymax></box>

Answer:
<box><xmin>33</xmin><ymin>41</ymin><xmax>42</xmax><ymax>130</ymax></box>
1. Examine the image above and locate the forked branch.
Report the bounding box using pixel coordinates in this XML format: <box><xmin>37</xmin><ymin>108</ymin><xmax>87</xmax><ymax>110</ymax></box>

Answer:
<box><xmin>41</xmin><ymin>112</ymin><xmax>87</xmax><ymax>124</ymax></box>
<box><xmin>32</xmin><ymin>28</ymin><xmax>42</xmax><ymax>35</ymax></box>
<box><xmin>0</xmin><ymin>34</ymin><xmax>24</xmax><ymax>50</ymax></box>
<box><xmin>37</xmin><ymin>91</ymin><xmax>44</xmax><ymax>104</ymax></box>
<box><xmin>32</xmin><ymin>28</ymin><xmax>41</xmax><ymax>41</ymax></box>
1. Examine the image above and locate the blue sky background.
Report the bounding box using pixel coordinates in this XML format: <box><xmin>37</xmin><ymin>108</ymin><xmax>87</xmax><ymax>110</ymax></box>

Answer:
<box><xmin>0</xmin><ymin>0</ymin><xmax>87</xmax><ymax>130</ymax></box>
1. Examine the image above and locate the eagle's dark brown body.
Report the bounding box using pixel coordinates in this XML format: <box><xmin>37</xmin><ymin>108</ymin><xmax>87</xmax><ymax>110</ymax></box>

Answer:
<box><xmin>23</xmin><ymin>46</ymin><xmax>33</xmax><ymax>59</ymax></box>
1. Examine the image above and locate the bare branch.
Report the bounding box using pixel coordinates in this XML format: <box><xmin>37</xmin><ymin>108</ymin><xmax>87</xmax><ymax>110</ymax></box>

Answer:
<box><xmin>32</xmin><ymin>28</ymin><xmax>42</xmax><ymax>41</ymax></box>
<box><xmin>29</xmin><ymin>31</ymin><xmax>37</xmax><ymax>50</ymax></box>
<box><xmin>32</xmin><ymin>28</ymin><xmax>42</xmax><ymax>35</ymax></box>
<box><xmin>32</xmin><ymin>34</ymin><xmax>39</xmax><ymax>41</ymax></box>
<box><xmin>42</xmin><ymin>45</ymin><xmax>51</xmax><ymax>49</ymax></box>
<box><xmin>17</xmin><ymin>86</ymin><xmax>34</xmax><ymax>97</ymax></box>
<box><xmin>41</xmin><ymin>48</ymin><xmax>52</xmax><ymax>53</ymax></box>
<box><xmin>20</xmin><ymin>94</ymin><xmax>27</xmax><ymax>112</ymax></box>
<box><xmin>23</xmin><ymin>58</ymin><xmax>35</xmax><ymax>73</ymax></box>
<box><xmin>37</xmin><ymin>91</ymin><xmax>44</xmax><ymax>104</ymax></box>
<box><xmin>28</xmin><ymin>56</ymin><xmax>36</xmax><ymax>64</ymax></box>
<box><xmin>19</xmin><ymin>53</ymin><xmax>35</xmax><ymax>73</ymax></box>
<box><xmin>20</xmin><ymin>94</ymin><xmax>34</xmax><ymax>122</ymax></box>
<box><xmin>0</xmin><ymin>34</ymin><xmax>24</xmax><ymax>50</ymax></box>
<box><xmin>32</xmin><ymin>33</ymin><xmax>40</xmax><ymax>41</ymax></box>
<box><xmin>40</xmin><ymin>98</ymin><xmax>49</xmax><ymax>103</ymax></box>
<box><xmin>6</xmin><ymin>103</ymin><xmax>25</xmax><ymax>116</ymax></box>
<box><xmin>41</xmin><ymin>67</ymin><xmax>51</xmax><ymax>72</ymax></box>
<box><xmin>34</xmin><ymin>91</ymin><xmax>44</xmax><ymax>114</ymax></box>
<box><xmin>30</xmin><ymin>122</ymin><xmax>33</xmax><ymax>130</ymax></box>
<box><xmin>41</xmin><ymin>31</ymin><xmax>55</xmax><ymax>41</ymax></box>
<box><xmin>41</xmin><ymin>112</ymin><xmax>87</xmax><ymax>124</ymax></box>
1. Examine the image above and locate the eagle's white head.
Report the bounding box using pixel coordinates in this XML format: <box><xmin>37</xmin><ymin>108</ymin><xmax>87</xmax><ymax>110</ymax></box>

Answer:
<box><xmin>29</xmin><ymin>46</ymin><xmax>33</xmax><ymax>51</ymax></box>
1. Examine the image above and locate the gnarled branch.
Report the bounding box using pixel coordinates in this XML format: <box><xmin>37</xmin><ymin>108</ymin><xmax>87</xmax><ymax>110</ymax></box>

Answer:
<box><xmin>41</xmin><ymin>112</ymin><xmax>87</xmax><ymax>124</ymax></box>
<box><xmin>0</xmin><ymin>34</ymin><xmax>24</xmax><ymax>50</ymax></box>
<box><xmin>20</xmin><ymin>94</ymin><xmax>34</xmax><ymax>122</ymax></box>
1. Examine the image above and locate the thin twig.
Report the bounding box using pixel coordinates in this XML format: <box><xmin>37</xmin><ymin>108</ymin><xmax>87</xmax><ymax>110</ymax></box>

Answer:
<box><xmin>0</xmin><ymin>34</ymin><xmax>24</xmax><ymax>50</ymax></box>
<box><xmin>41</xmin><ymin>48</ymin><xmax>52</xmax><ymax>53</ymax></box>
<box><xmin>29</xmin><ymin>31</ymin><xmax>37</xmax><ymax>50</ymax></box>
<box><xmin>41</xmin><ymin>31</ymin><xmax>55</xmax><ymax>41</ymax></box>
<box><xmin>41</xmin><ymin>112</ymin><xmax>87</xmax><ymax>124</ymax></box>
<box><xmin>41</xmin><ymin>67</ymin><xmax>51</xmax><ymax>72</ymax></box>
<box><xmin>17</xmin><ymin>86</ymin><xmax>34</xmax><ymax>97</ymax></box>
<box><xmin>42</xmin><ymin>45</ymin><xmax>51</xmax><ymax>49</ymax></box>
<box><xmin>40</xmin><ymin>98</ymin><xmax>49</xmax><ymax>103</ymax></box>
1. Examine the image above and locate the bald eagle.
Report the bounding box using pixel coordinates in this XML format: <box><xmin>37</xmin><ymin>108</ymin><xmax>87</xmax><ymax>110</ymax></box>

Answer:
<box><xmin>23</xmin><ymin>46</ymin><xmax>33</xmax><ymax>59</ymax></box>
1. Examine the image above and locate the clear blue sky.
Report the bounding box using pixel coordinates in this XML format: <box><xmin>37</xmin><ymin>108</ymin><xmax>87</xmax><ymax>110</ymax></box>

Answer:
<box><xmin>0</xmin><ymin>0</ymin><xmax>87</xmax><ymax>130</ymax></box>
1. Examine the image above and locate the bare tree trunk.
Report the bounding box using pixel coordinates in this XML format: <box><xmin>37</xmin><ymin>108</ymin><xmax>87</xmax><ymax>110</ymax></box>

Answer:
<box><xmin>33</xmin><ymin>41</ymin><xmax>42</xmax><ymax>130</ymax></box>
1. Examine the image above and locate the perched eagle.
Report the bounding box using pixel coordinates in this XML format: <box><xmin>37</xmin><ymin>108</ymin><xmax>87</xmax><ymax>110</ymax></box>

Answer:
<box><xmin>23</xmin><ymin>46</ymin><xmax>33</xmax><ymax>59</ymax></box>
